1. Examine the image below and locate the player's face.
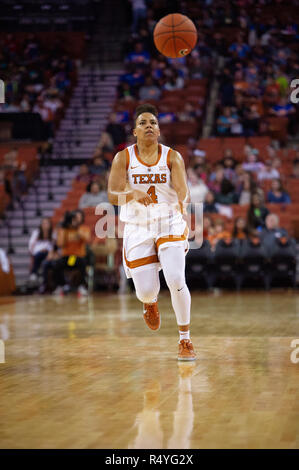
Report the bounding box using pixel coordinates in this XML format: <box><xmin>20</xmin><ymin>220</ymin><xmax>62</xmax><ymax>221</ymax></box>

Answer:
<box><xmin>133</xmin><ymin>113</ymin><xmax>160</xmax><ymax>142</ymax></box>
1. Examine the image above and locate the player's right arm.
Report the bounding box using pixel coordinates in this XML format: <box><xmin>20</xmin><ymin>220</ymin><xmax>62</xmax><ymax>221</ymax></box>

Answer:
<box><xmin>108</xmin><ymin>150</ymin><xmax>153</xmax><ymax>206</ymax></box>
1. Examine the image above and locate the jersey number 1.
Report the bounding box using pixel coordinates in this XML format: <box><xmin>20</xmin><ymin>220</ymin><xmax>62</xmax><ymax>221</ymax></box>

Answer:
<box><xmin>147</xmin><ymin>185</ymin><xmax>158</xmax><ymax>203</ymax></box>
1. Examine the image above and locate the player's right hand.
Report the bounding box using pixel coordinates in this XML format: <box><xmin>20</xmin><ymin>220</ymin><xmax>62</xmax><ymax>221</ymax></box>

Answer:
<box><xmin>133</xmin><ymin>189</ymin><xmax>153</xmax><ymax>206</ymax></box>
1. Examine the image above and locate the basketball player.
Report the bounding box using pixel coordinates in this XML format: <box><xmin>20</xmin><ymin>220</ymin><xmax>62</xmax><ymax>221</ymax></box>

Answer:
<box><xmin>108</xmin><ymin>104</ymin><xmax>196</xmax><ymax>361</ymax></box>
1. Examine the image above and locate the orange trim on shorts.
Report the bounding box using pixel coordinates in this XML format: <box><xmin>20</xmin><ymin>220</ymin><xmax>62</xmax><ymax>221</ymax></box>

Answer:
<box><xmin>134</xmin><ymin>144</ymin><xmax>162</xmax><ymax>167</ymax></box>
<box><xmin>156</xmin><ymin>226</ymin><xmax>189</xmax><ymax>251</ymax></box>
<box><xmin>125</xmin><ymin>148</ymin><xmax>130</xmax><ymax>170</ymax></box>
<box><xmin>167</xmin><ymin>148</ymin><xmax>172</xmax><ymax>170</ymax></box>
<box><xmin>124</xmin><ymin>249</ymin><xmax>159</xmax><ymax>269</ymax></box>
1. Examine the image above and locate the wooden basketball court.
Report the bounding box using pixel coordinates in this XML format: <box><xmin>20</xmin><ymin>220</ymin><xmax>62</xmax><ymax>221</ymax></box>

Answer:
<box><xmin>0</xmin><ymin>291</ymin><xmax>298</xmax><ymax>449</ymax></box>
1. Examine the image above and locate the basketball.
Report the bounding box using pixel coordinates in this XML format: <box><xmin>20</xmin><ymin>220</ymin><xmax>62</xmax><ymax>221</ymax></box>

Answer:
<box><xmin>153</xmin><ymin>13</ymin><xmax>197</xmax><ymax>59</ymax></box>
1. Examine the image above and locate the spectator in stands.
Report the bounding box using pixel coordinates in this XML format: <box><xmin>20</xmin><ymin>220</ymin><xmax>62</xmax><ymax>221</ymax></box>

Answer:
<box><xmin>178</xmin><ymin>103</ymin><xmax>198</xmax><ymax>122</ymax></box>
<box><xmin>203</xmin><ymin>215</ymin><xmax>213</xmax><ymax>239</ymax></box>
<box><xmin>242</xmin><ymin>98</ymin><xmax>262</xmax><ymax>136</ymax></box>
<box><xmin>220</xmin><ymin>150</ymin><xmax>237</xmax><ymax>182</ymax></box>
<box><xmin>203</xmin><ymin>191</ymin><xmax>218</xmax><ymax>213</ymax></box>
<box><xmin>247</xmin><ymin>192</ymin><xmax>269</xmax><ymax>231</ymax></box>
<box><xmin>257</xmin><ymin>160</ymin><xmax>280</xmax><ymax>182</ymax></box>
<box><xmin>270</xmin><ymin>95</ymin><xmax>296</xmax><ymax>118</ymax></box>
<box><xmin>208</xmin><ymin>167</ymin><xmax>225</xmax><ymax>194</ymax></box>
<box><xmin>216</xmin><ymin>107</ymin><xmax>234</xmax><ymax>136</ymax></box>
<box><xmin>270</xmin><ymin>96</ymin><xmax>297</xmax><ymax>135</ymax></box>
<box><xmin>118</xmin><ymin>82</ymin><xmax>135</xmax><ymax>101</ymax></box>
<box><xmin>163</xmin><ymin>69</ymin><xmax>184</xmax><ymax>91</ymax></box>
<box><xmin>158</xmin><ymin>110</ymin><xmax>176</xmax><ymax>123</ymax></box>
<box><xmin>43</xmin><ymin>90</ymin><xmax>63</xmax><ymax>115</ymax></box>
<box><xmin>242</xmin><ymin>151</ymin><xmax>264</xmax><ymax>173</ymax></box>
<box><xmin>215</xmin><ymin>178</ymin><xmax>236</xmax><ymax>205</ymax></box>
<box><xmin>232</xmin><ymin>216</ymin><xmax>248</xmax><ymax>241</ymax></box>
<box><xmin>76</xmin><ymin>164</ymin><xmax>92</xmax><ymax>183</ymax></box>
<box><xmin>129</xmin><ymin>0</ymin><xmax>148</xmax><ymax>35</ymax></box>
<box><xmin>208</xmin><ymin>218</ymin><xmax>231</xmax><ymax>250</ymax></box>
<box><xmin>229</xmin><ymin>35</ymin><xmax>250</xmax><ymax>59</ymax></box>
<box><xmin>105</xmin><ymin>113</ymin><xmax>127</xmax><ymax>149</ymax></box>
<box><xmin>53</xmin><ymin>210</ymin><xmax>91</xmax><ymax>296</ymax></box>
<box><xmin>28</xmin><ymin>218</ymin><xmax>54</xmax><ymax>282</ymax></box>
<box><xmin>33</xmin><ymin>95</ymin><xmax>54</xmax><ymax>139</ymax></box>
<box><xmin>78</xmin><ymin>181</ymin><xmax>108</xmax><ymax>209</ymax></box>
<box><xmin>219</xmin><ymin>68</ymin><xmax>235</xmax><ymax>107</ymax></box>
<box><xmin>90</xmin><ymin>152</ymin><xmax>110</xmax><ymax>177</ymax></box>
<box><xmin>139</xmin><ymin>76</ymin><xmax>161</xmax><ymax>101</ymax></box>
<box><xmin>291</xmin><ymin>159</ymin><xmax>299</xmax><ymax>178</ymax></box>
<box><xmin>261</xmin><ymin>213</ymin><xmax>288</xmax><ymax>246</ymax></box>
<box><xmin>1</xmin><ymin>147</ymin><xmax>27</xmax><ymax>205</ymax></box>
<box><xmin>187</xmin><ymin>168</ymin><xmax>208</xmax><ymax>204</ymax></box>
<box><xmin>95</xmin><ymin>131</ymin><xmax>115</xmax><ymax>154</ymax></box>
<box><xmin>126</xmin><ymin>41</ymin><xmax>150</xmax><ymax>64</ymax></box>
<box><xmin>193</xmin><ymin>160</ymin><xmax>208</xmax><ymax>183</ymax></box>
<box><xmin>267</xmin><ymin>179</ymin><xmax>291</xmax><ymax>204</ymax></box>
<box><xmin>237</xmin><ymin>171</ymin><xmax>263</xmax><ymax>206</ymax></box>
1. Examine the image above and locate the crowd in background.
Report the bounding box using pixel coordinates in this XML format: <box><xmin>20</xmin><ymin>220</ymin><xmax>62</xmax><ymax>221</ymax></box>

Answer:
<box><xmin>1</xmin><ymin>0</ymin><xmax>298</xmax><ymax>291</ymax></box>
<box><xmin>0</xmin><ymin>33</ymin><xmax>76</xmax><ymax>139</ymax></box>
<box><xmin>115</xmin><ymin>0</ymin><xmax>299</xmax><ymax>143</ymax></box>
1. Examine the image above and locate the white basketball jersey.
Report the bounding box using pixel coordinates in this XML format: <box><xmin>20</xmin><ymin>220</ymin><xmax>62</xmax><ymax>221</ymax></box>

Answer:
<box><xmin>120</xmin><ymin>143</ymin><xmax>182</xmax><ymax>224</ymax></box>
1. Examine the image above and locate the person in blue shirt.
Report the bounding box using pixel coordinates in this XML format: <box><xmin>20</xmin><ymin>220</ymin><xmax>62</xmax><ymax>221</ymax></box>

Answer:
<box><xmin>267</xmin><ymin>179</ymin><xmax>291</xmax><ymax>204</ymax></box>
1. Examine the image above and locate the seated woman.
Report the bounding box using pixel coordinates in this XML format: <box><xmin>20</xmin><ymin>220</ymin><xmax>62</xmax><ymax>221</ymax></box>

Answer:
<box><xmin>232</xmin><ymin>216</ymin><xmax>248</xmax><ymax>241</ymax></box>
<box><xmin>247</xmin><ymin>192</ymin><xmax>269</xmax><ymax>231</ymax></box>
<box><xmin>203</xmin><ymin>191</ymin><xmax>219</xmax><ymax>213</ymax></box>
<box><xmin>237</xmin><ymin>171</ymin><xmax>264</xmax><ymax>206</ymax></box>
<box><xmin>53</xmin><ymin>210</ymin><xmax>91</xmax><ymax>296</ymax></box>
<box><xmin>267</xmin><ymin>179</ymin><xmax>291</xmax><ymax>204</ymax></box>
<box><xmin>28</xmin><ymin>218</ymin><xmax>54</xmax><ymax>281</ymax></box>
<box><xmin>79</xmin><ymin>181</ymin><xmax>108</xmax><ymax>209</ymax></box>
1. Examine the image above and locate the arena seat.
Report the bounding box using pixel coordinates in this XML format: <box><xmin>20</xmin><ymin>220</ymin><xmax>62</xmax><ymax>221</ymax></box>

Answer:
<box><xmin>247</xmin><ymin>136</ymin><xmax>271</xmax><ymax>160</ymax></box>
<box><xmin>175</xmin><ymin>145</ymin><xmax>189</xmax><ymax>165</ymax></box>
<box><xmin>266</xmin><ymin>117</ymin><xmax>288</xmax><ymax>143</ymax></box>
<box><xmin>171</xmin><ymin>121</ymin><xmax>199</xmax><ymax>144</ymax></box>
<box><xmin>186</xmin><ymin>239</ymin><xmax>213</xmax><ymax>289</ymax></box>
<box><xmin>222</xmin><ymin>137</ymin><xmax>246</xmax><ymax>159</ymax></box>
<box><xmin>239</xmin><ymin>238</ymin><xmax>270</xmax><ymax>289</ymax></box>
<box><xmin>212</xmin><ymin>239</ymin><xmax>241</xmax><ymax>289</ymax></box>
<box><xmin>197</xmin><ymin>138</ymin><xmax>223</xmax><ymax>161</ymax></box>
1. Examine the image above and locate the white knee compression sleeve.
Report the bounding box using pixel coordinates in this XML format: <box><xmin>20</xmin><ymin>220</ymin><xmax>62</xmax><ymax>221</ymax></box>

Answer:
<box><xmin>131</xmin><ymin>265</ymin><xmax>160</xmax><ymax>304</ymax></box>
<box><xmin>159</xmin><ymin>246</ymin><xmax>191</xmax><ymax>326</ymax></box>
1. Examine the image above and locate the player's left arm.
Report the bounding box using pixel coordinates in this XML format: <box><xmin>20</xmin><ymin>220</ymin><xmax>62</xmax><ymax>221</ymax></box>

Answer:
<box><xmin>170</xmin><ymin>150</ymin><xmax>190</xmax><ymax>208</ymax></box>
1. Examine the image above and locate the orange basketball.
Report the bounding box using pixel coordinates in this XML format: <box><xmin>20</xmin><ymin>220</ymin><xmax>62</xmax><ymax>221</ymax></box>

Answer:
<box><xmin>153</xmin><ymin>13</ymin><xmax>197</xmax><ymax>59</ymax></box>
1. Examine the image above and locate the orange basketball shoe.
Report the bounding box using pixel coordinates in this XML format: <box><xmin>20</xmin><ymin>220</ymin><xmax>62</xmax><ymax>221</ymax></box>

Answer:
<box><xmin>178</xmin><ymin>339</ymin><xmax>196</xmax><ymax>361</ymax></box>
<box><xmin>143</xmin><ymin>302</ymin><xmax>161</xmax><ymax>331</ymax></box>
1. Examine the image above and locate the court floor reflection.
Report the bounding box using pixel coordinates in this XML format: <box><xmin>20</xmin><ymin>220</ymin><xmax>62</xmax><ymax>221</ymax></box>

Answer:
<box><xmin>130</xmin><ymin>363</ymin><xmax>195</xmax><ymax>449</ymax></box>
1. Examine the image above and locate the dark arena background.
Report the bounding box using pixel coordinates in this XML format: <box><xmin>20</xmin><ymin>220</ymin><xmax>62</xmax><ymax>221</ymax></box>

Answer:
<box><xmin>0</xmin><ymin>0</ymin><xmax>299</xmax><ymax>452</ymax></box>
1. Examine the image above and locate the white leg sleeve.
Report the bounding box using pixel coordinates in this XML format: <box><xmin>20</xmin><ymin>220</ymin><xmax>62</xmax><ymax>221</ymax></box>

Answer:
<box><xmin>131</xmin><ymin>265</ymin><xmax>161</xmax><ymax>304</ymax></box>
<box><xmin>159</xmin><ymin>246</ymin><xmax>191</xmax><ymax>326</ymax></box>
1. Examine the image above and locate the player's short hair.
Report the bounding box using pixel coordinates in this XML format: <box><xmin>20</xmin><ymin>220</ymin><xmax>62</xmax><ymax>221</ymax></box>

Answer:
<box><xmin>134</xmin><ymin>103</ymin><xmax>158</xmax><ymax>128</ymax></box>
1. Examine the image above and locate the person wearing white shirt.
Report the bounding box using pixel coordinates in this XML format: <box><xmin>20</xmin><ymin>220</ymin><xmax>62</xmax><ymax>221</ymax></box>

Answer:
<box><xmin>257</xmin><ymin>161</ymin><xmax>280</xmax><ymax>182</ymax></box>
<box><xmin>28</xmin><ymin>218</ymin><xmax>53</xmax><ymax>281</ymax></box>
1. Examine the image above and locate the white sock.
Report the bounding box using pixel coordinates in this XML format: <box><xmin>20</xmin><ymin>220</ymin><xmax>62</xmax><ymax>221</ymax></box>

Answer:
<box><xmin>179</xmin><ymin>330</ymin><xmax>190</xmax><ymax>343</ymax></box>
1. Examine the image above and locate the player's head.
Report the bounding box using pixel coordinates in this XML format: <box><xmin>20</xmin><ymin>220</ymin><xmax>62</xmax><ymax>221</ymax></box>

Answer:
<box><xmin>133</xmin><ymin>104</ymin><xmax>160</xmax><ymax>142</ymax></box>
